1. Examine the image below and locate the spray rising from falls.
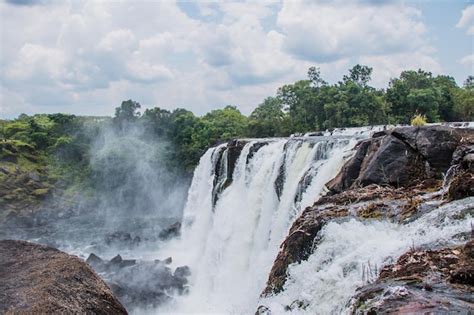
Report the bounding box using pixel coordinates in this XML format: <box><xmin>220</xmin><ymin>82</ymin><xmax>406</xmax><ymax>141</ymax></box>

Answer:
<box><xmin>159</xmin><ymin>131</ymin><xmax>375</xmax><ymax>313</ymax></box>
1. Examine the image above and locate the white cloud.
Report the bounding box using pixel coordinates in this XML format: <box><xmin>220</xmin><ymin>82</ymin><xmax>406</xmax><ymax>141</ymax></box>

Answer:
<box><xmin>0</xmin><ymin>0</ymin><xmax>464</xmax><ymax>118</ymax></box>
<box><xmin>6</xmin><ymin>43</ymin><xmax>65</xmax><ymax>81</ymax></box>
<box><xmin>457</xmin><ymin>5</ymin><xmax>474</xmax><ymax>35</ymax></box>
<box><xmin>459</xmin><ymin>54</ymin><xmax>474</xmax><ymax>68</ymax></box>
<box><xmin>126</xmin><ymin>58</ymin><xmax>173</xmax><ymax>82</ymax></box>
<box><xmin>97</xmin><ymin>29</ymin><xmax>136</xmax><ymax>52</ymax></box>
<box><xmin>277</xmin><ymin>0</ymin><xmax>427</xmax><ymax>62</ymax></box>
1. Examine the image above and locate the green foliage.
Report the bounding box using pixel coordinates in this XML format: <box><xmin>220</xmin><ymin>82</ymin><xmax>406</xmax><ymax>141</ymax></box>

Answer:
<box><xmin>114</xmin><ymin>99</ymin><xmax>141</xmax><ymax>125</ymax></box>
<box><xmin>247</xmin><ymin>97</ymin><xmax>289</xmax><ymax>137</ymax></box>
<box><xmin>453</xmin><ymin>87</ymin><xmax>474</xmax><ymax>121</ymax></box>
<box><xmin>411</xmin><ymin>114</ymin><xmax>427</xmax><ymax>126</ymax></box>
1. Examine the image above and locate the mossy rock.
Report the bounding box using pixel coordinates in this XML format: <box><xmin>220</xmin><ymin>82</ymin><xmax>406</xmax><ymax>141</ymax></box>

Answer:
<box><xmin>32</xmin><ymin>188</ymin><xmax>50</xmax><ymax>198</ymax></box>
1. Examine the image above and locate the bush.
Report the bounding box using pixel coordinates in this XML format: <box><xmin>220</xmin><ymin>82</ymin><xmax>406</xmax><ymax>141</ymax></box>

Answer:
<box><xmin>411</xmin><ymin>114</ymin><xmax>427</xmax><ymax>126</ymax></box>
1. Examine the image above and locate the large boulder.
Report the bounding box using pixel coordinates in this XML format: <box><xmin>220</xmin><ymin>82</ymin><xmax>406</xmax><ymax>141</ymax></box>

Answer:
<box><xmin>391</xmin><ymin>126</ymin><xmax>461</xmax><ymax>171</ymax></box>
<box><xmin>327</xmin><ymin>126</ymin><xmax>468</xmax><ymax>193</ymax></box>
<box><xmin>0</xmin><ymin>240</ymin><xmax>127</xmax><ymax>314</ymax></box>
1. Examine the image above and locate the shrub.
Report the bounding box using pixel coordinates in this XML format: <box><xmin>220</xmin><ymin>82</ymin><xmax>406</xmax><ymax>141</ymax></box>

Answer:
<box><xmin>411</xmin><ymin>114</ymin><xmax>427</xmax><ymax>126</ymax></box>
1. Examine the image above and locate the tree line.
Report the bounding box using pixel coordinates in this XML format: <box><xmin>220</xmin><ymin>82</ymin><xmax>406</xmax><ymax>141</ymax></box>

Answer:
<box><xmin>2</xmin><ymin>65</ymin><xmax>473</xmax><ymax>173</ymax></box>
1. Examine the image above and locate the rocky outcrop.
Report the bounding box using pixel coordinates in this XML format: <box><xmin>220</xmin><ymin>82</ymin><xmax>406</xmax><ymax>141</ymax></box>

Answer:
<box><xmin>349</xmin><ymin>240</ymin><xmax>474</xmax><ymax>314</ymax></box>
<box><xmin>86</xmin><ymin>252</ymin><xmax>190</xmax><ymax>310</ymax></box>
<box><xmin>263</xmin><ymin>126</ymin><xmax>474</xmax><ymax>312</ymax></box>
<box><xmin>327</xmin><ymin>126</ymin><xmax>465</xmax><ymax>193</ymax></box>
<box><xmin>158</xmin><ymin>221</ymin><xmax>181</xmax><ymax>240</ymax></box>
<box><xmin>0</xmin><ymin>240</ymin><xmax>127</xmax><ymax>314</ymax></box>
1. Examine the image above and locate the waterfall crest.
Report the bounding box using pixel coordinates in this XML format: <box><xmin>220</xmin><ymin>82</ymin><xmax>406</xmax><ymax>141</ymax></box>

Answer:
<box><xmin>161</xmin><ymin>133</ymin><xmax>366</xmax><ymax>313</ymax></box>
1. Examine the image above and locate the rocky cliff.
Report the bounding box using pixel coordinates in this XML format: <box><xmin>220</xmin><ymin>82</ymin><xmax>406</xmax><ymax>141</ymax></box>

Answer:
<box><xmin>0</xmin><ymin>240</ymin><xmax>127</xmax><ymax>314</ymax></box>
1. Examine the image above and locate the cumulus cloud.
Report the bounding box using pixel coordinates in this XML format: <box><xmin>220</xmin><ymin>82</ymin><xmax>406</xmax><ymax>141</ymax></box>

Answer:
<box><xmin>6</xmin><ymin>43</ymin><xmax>66</xmax><ymax>81</ymax></box>
<box><xmin>457</xmin><ymin>5</ymin><xmax>474</xmax><ymax>35</ymax></box>
<box><xmin>277</xmin><ymin>0</ymin><xmax>427</xmax><ymax>62</ymax></box>
<box><xmin>0</xmin><ymin>0</ymin><xmax>466</xmax><ymax>118</ymax></box>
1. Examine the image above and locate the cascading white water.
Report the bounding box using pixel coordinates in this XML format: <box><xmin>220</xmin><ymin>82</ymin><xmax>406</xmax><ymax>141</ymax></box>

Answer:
<box><xmin>158</xmin><ymin>133</ymin><xmax>367</xmax><ymax>313</ymax></box>
<box><xmin>260</xmin><ymin>197</ymin><xmax>473</xmax><ymax>314</ymax></box>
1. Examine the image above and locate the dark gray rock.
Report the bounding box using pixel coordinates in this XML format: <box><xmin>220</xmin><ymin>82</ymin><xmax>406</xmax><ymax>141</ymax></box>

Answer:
<box><xmin>159</xmin><ymin>222</ymin><xmax>181</xmax><ymax>240</ymax></box>
<box><xmin>327</xmin><ymin>126</ymin><xmax>470</xmax><ymax>193</ymax></box>
<box><xmin>391</xmin><ymin>126</ymin><xmax>461</xmax><ymax>172</ymax></box>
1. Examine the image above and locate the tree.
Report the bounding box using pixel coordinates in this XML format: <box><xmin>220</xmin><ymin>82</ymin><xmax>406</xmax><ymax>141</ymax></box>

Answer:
<box><xmin>114</xmin><ymin>100</ymin><xmax>141</xmax><ymax>125</ymax></box>
<box><xmin>141</xmin><ymin>107</ymin><xmax>172</xmax><ymax>136</ymax></box>
<box><xmin>433</xmin><ymin>75</ymin><xmax>458</xmax><ymax>121</ymax></box>
<box><xmin>453</xmin><ymin>86</ymin><xmax>474</xmax><ymax>121</ymax></box>
<box><xmin>386</xmin><ymin>69</ymin><xmax>440</xmax><ymax>123</ymax></box>
<box><xmin>308</xmin><ymin>66</ymin><xmax>327</xmax><ymax>88</ymax></box>
<box><xmin>278</xmin><ymin>80</ymin><xmax>321</xmax><ymax>132</ymax></box>
<box><xmin>343</xmin><ymin>64</ymin><xmax>373</xmax><ymax>87</ymax></box>
<box><xmin>463</xmin><ymin>75</ymin><xmax>474</xmax><ymax>89</ymax></box>
<box><xmin>247</xmin><ymin>97</ymin><xmax>288</xmax><ymax>137</ymax></box>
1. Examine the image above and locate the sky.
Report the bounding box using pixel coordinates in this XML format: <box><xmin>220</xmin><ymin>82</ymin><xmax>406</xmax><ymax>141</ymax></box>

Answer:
<box><xmin>0</xmin><ymin>0</ymin><xmax>473</xmax><ymax>118</ymax></box>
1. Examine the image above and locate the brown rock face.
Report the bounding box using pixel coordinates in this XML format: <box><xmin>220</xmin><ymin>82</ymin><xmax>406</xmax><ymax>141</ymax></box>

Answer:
<box><xmin>0</xmin><ymin>240</ymin><xmax>127</xmax><ymax>314</ymax></box>
<box><xmin>349</xmin><ymin>240</ymin><xmax>474</xmax><ymax>314</ymax></box>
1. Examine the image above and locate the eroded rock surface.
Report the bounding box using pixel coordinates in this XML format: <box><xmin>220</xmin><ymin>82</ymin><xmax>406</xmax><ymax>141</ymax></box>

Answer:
<box><xmin>349</xmin><ymin>240</ymin><xmax>474</xmax><ymax>314</ymax></box>
<box><xmin>0</xmin><ymin>240</ymin><xmax>127</xmax><ymax>314</ymax></box>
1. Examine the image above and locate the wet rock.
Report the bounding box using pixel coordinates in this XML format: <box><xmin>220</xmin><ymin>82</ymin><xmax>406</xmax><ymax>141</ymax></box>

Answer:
<box><xmin>154</xmin><ymin>257</ymin><xmax>172</xmax><ymax>265</ymax></box>
<box><xmin>391</xmin><ymin>125</ymin><xmax>461</xmax><ymax>171</ymax></box>
<box><xmin>159</xmin><ymin>221</ymin><xmax>181</xmax><ymax>240</ymax></box>
<box><xmin>83</xmin><ymin>252</ymin><xmax>189</xmax><ymax>310</ymax></box>
<box><xmin>111</xmin><ymin>254</ymin><xmax>123</xmax><ymax>265</ymax></box>
<box><xmin>174</xmin><ymin>265</ymin><xmax>191</xmax><ymax>279</ymax></box>
<box><xmin>104</xmin><ymin>261</ymin><xmax>190</xmax><ymax>309</ymax></box>
<box><xmin>212</xmin><ymin>140</ymin><xmax>247</xmax><ymax>207</ymax></box>
<box><xmin>0</xmin><ymin>240</ymin><xmax>127</xmax><ymax>314</ymax></box>
<box><xmin>247</xmin><ymin>141</ymin><xmax>268</xmax><ymax>165</ymax></box>
<box><xmin>327</xmin><ymin>126</ymin><xmax>470</xmax><ymax>194</ymax></box>
<box><xmin>284</xmin><ymin>300</ymin><xmax>309</xmax><ymax>311</ymax></box>
<box><xmin>357</xmin><ymin>135</ymin><xmax>425</xmax><ymax>187</ymax></box>
<box><xmin>326</xmin><ymin>139</ymin><xmax>372</xmax><ymax>193</ymax></box>
<box><xmin>349</xmin><ymin>240</ymin><xmax>474</xmax><ymax>314</ymax></box>
<box><xmin>86</xmin><ymin>253</ymin><xmax>105</xmax><ymax>268</ymax></box>
<box><xmin>372</xmin><ymin>130</ymin><xmax>387</xmax><ymax>138</ymax></box>
<box><xmin>105</xmin><ymin>231</ymin><xmax>141</xmax><ymax>248</ymax></box>
<box><xmin>255</xmin><ymin>305</ymin><xmax>272</xmax><ymax>315</ymax></box>
<box><xmin>448</xmin><ymin>170</ymin><xmax>474</xmax><ymax>200</ymax></box>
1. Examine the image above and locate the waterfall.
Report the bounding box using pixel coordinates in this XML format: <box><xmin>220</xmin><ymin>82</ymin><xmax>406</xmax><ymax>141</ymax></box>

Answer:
<box><xmin>159</xmin><ymin>132</ymin><xmax>370</xmax><ymax>313</ymax></box>
<box><xmin>260</xmin><ymin>197</ymin><xmax>473</xmax><ymax>314</ymax></box>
